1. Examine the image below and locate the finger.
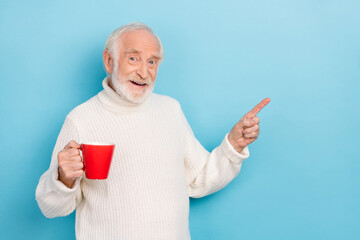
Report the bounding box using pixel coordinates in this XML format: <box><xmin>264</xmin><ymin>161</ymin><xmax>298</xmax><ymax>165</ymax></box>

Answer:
<box><xmin>244</xmin><ymin>128</ymin><xmax>260</xmax><ymax>138</ymax></box>
<box><xmin>234</xmin><ymin>116</ymin><xmax>246</xmax><ymax>129</ymax></box>
<box><xmin>59</xmin><ymin>149</ymin><xmax>80</xmax><ymax>160</ymax></box>
<box><xmin>61</xmin><ymin>169</ymin><xmax>83</xmax><ymax>180</ymax></box>
<box><xmin>243</xmin><ymin>124</ymin><xmax>259</xmax><ymax>134</ymax></box>
<box><xmin>252</xmin><ymin>116</ymin><xmax>260</xmax><ymax>124</ymax></box>
<box><xmin>59</xmin><ymin>161</ymin><xmax>82</xmax><ymax>173</ymax></box>
<box><xmin>244</xmin><ymin>116</ymin><xmax>260</xmax><ymax>127</ymax></box>
<box><xmin>243</xmin><ymin>131</ymin><xmax>258</xmax><ymax>139</ymax></box>
<box><xmin>246</xmin><ymin>98</ymin><xmax>271</xmax><ymax>118</ymax></box>
<box><xmin>71</xmin><ymin>162</ymin><xmax>84</xmax><ymax>171</ymax></box>
<box><xmin>243</xmin><ymin>118</ymin><xmax>258</xmax><ymax>128</ymax></box>
<box><xmin>67</xmin><ymin>155</ymin><xmax>82</xmax><ymax>163</ymax></box>
<box><xmin>58</xmin><ymin>152</ymin><xmax>81</xmax><ymax>165</ymax></box>
<box><xmin>64</xmin><ymin>140</ymin><xmax>81</xmax><ymax>149</ymax></box>
<box><xmin>72</xmin><ymin>170</ymin><xmax>84</xmax><ymax>179</ymax></box>
<box><xmin>59</xmin><ymin>161</ymin><xmax>83</xmax><ymax>173</ymax></box>
<box><xmin>67</xmin><ymin>148</ymin><xmax>81</xmax><ymax>156</ymax></box>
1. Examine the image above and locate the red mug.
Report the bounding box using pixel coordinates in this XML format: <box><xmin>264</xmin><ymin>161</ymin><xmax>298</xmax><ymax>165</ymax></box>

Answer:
<box><xmin>80</xmin><ymin>142</ymin><xmax>115</xmax><ymax>180</ymax></box>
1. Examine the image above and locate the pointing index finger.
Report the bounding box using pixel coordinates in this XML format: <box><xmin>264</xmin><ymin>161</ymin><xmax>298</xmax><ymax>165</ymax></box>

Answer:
<box><xmin>246</xmin><ymin>98</ymin><xmax>271</xmax><ymax>118</ymax></box>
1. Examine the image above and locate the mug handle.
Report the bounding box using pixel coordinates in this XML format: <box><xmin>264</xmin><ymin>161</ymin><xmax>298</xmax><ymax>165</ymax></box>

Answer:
<box><xmin>79</xmin><ymin>144</ymin><xmax>85</xmax><ymax>171</ymax></box>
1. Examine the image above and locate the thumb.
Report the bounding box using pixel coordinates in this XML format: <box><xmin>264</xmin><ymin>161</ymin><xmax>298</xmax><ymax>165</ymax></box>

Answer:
<box><xmin>64</xmin><ymin>140</ymin><xmax>81</xmax><ymax>149</ymax></box>
<box><xmin>231</xmin><ymin>117</ymin><xmax>246</xmax><ymax>137</ymax></box>
<box><xmin>237</xmin><ymin>116</ymin><xmax>247</xmax><ymax>129</ymax></box>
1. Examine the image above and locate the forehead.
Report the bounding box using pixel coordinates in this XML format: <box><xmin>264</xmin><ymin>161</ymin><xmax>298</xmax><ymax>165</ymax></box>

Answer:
<box><xmin>118</xmin><ymin>29</ymin><xmax>160</xmax><ymax>55</ymax></box>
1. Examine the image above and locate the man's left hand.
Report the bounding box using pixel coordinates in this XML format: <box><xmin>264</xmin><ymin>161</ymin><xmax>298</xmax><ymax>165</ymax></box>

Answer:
<box><xmin>228</xmin><ymin>98</ymin><xmax>271</xmax><ymax>153</ymax></box>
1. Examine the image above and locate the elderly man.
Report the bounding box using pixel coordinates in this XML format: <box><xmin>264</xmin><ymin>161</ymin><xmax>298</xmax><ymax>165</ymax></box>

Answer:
<box><xmin>36</xmin><ymin>22</ymin><xmax>270</xmax><ymax>239</ymax></box>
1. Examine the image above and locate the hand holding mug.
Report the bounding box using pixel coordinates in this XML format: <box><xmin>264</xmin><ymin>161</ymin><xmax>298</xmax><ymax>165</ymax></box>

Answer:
<box><xmin>57</xmin><ymin>140</ymin><xmax>83</xmax><ymax>188</ymax></box>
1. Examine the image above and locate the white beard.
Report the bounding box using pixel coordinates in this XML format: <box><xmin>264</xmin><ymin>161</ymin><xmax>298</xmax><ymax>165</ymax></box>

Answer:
<box><xmin>110</xmin><ymin>69</ymin><xmax>154</xmax><ymax>104</ymax></box>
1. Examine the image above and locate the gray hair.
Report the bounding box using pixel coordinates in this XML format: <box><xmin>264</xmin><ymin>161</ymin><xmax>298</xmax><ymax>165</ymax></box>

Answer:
<box><xmin>104</xmin><ymin>22</ymin><xmax>164</xmax><ymax>71</ymax></box>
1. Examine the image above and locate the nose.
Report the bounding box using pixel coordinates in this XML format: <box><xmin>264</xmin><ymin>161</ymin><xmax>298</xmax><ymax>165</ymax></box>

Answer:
<box><xmin>136</xmin><ymin>61</ymin><xmax>148</xmax><ymax>80</ymax></box>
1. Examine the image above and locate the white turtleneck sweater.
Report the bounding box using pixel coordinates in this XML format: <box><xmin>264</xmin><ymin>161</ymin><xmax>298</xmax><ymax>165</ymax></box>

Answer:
<box><xmin>35</xmin><ymin>77</ymin><xmax>250</xmax><ymax>240</ymax></box>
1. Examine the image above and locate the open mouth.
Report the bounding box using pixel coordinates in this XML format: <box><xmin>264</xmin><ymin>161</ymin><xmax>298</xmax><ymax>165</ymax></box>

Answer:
<box><xmin>130</xmin><ymin>80</ymin><xmax>147</xmax><ymax>87</ymax></box>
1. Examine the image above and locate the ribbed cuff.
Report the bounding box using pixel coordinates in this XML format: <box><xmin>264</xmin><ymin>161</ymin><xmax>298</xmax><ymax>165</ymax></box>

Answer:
<box><xmin>49</xmin><ymin>166</ymin><xmax>81</xmax><ymax>196</ymax></box>
<box><xmin>221</xmin><ymin>133</ymin><xmax>250</xmax><ymax>164</ymax></box>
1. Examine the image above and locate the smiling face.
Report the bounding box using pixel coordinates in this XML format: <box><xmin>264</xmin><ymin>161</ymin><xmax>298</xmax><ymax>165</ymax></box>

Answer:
<box><xmin>104</xmin><ymin>29</ymin><xmax>161</xmax><ymax>104</ymax></box>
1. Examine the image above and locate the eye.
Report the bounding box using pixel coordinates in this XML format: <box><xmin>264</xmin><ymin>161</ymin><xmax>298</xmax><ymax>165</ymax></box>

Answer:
<box><xmin>128</xmin><ymin>56</ymin><xmax>139</xmax><ymax>65</ymax></box>
<box><xmin>148</xmin><ymin>59</ymin><xmax>157</xmax><ymax>66</ymax></box>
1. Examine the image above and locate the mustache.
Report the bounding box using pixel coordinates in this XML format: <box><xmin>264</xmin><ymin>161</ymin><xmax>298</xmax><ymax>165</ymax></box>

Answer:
<box><xmin>110</xmin><ymin>70</ymin><xmax>152</xmax><ymax>86</ymax></box>
<box><xmin>127</xmin><ymin>73</ymin><xmax>151</xmax><ymax>84</ymax></box>
<box><xmin>129</xmin><ymin>77</ymin><xmax>151</xmax><ymax>85</ymax></box>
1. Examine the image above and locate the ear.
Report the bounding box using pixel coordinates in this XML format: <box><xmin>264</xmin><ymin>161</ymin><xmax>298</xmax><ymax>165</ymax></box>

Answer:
<box><xmin>103</xmin><ymin>50</ymin><xmax>113</xmax><ymax>74</ymax></box>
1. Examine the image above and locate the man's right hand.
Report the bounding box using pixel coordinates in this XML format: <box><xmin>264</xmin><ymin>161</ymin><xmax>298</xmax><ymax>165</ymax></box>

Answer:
<box><xmin>57</xmin><ymin>140</ymin><xmax>83</xmax><ymax>188</ymax></box>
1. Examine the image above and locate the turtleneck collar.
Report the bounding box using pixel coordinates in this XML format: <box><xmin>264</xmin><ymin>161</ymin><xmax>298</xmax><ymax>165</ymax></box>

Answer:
<box><xmin>97</xmin><ymin>76</ymin><xmax>152</xmax><ymax>112</ymax></box>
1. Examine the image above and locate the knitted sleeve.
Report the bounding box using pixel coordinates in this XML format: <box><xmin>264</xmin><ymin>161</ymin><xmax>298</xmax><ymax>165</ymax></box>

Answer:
<box><xmin>180</xmin><ymin>108</ymin><xmax>250</xmax><ymax>198</ymax></box>
<box><xmin>35</xmin><ymin>115</ymin><xmax>83</xmax><ymax>218</ymax></box>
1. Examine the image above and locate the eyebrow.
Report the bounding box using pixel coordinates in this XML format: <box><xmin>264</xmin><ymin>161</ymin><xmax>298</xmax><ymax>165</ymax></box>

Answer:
<box><xmin>125</xmin><ymin>48</ymin><xmax>140</xmax><ymax>54</ymax></box>
<box><xmin>125</xmin><ymin>48</ymin><xmax>161</xmax><ymax>60</ymax></box>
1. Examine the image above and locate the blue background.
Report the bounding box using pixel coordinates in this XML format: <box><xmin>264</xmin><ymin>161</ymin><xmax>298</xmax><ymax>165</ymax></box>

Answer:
<box><xmin>1</xmin><ymin>0</ymin><xmax>359</xmax><ymax>239</ymax></box>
